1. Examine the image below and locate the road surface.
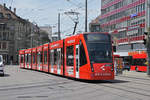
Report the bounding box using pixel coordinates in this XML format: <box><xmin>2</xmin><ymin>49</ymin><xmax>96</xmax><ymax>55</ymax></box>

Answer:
<box><xmin>0</xmin><ymin>65</ymin><xmax>150</xmax><ymax>100</ymax></box>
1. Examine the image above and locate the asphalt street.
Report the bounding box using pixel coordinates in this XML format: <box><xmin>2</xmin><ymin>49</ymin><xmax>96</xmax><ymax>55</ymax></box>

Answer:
<box><xmin>0</xmin><ymin>65</ymin><xmax>150</xmax><ymax>100</ymax></box>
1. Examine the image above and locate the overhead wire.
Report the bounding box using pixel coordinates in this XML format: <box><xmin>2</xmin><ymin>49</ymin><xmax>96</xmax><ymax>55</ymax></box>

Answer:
<box><xmin>65</xmin><ymin>0</ymin><xmax>100</xmax><ymax>33</ymax></box>
<box><xmin>10</xmin><ymin>0</ymin><xmax>13</xmax><ymax>7</ymax></box>
<box><xmin>3</xmin><ymin>0</ymin><xmax>100</xmax><ymax>35</ymax></box>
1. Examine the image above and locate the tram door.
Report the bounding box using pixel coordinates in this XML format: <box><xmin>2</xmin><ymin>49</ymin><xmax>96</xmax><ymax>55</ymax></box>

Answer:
<box><xmin>57</xmin><ymin>48</ymin><xmax>61</xmax><ymax>74</ymax></box>
<box><xmin>76</xmin><ymin>45</ymin><xmax>80</xmax><ymax>78</ymax></box>
<box><xmin>50</xmin><ymin>50</ymin><xmax>54</xmax><ymax>73</ymax></box>
<box><xmin>25</xmin><ymin>54</ymin><xmax>28</xmax><ymax>68</ymax></box>
<box><xmin>37</xmin><ymin>52</ymin><xmax>41</xmax><ymax>70</ymax></box>
<box><xmin>28</xmin><ymin>53</ymin><xmax>31</xmax><ymax>69</ymax></box>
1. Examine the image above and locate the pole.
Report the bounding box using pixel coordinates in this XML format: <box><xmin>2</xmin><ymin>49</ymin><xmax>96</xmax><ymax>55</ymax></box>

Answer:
<box><xmin>73</xmin><ymin>22</ymin><xmax>78</xmax><ymax>35</ymax></box>
<box><xmin>146</xmin><ymin>0</ymin><xmax>150</xmax><ymax>75</ymax></box>
<box><xmin>85</xmin><ymin>0</ymin><xmax>87</xmax><ymax>32</ymax></box>
<box><xmin>58</xmin><ymin>13</ymin><xmax>61</xmax><ymax>40</ymax></box>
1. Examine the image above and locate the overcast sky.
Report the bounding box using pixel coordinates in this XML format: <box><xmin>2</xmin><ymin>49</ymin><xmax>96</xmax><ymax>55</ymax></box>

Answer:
<box><xmin>0</xmin><ymin>0</ymin><xmax>101</xmax><ymax>37</ymax></box>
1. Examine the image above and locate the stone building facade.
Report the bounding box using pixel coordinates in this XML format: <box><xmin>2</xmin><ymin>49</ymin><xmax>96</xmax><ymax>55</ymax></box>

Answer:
<box><xmin>90</xmin><ymin>0</ymin><xmax>146</xmax><ymax>56</ymax></box>
<box><xmin>0</xmin><ymin>4</ymin><xmax>49</xmax><ymax>64</ymax></box>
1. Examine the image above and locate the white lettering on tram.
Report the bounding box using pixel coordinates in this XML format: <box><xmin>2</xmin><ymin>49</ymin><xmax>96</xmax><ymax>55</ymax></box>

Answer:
<box><xmin>67</xmin><ymin>40</ymin><xmax>75</xmax><ymax>44</ymax></box>
<box><xmin>94</xmin><ymin>73</ymin><xmax>111</xmax><ymax>76</ymax></box>
<box><xmin>51</xmin><ymin>44</ymin><xmax>59</xmax><ymax>48</ymax></box>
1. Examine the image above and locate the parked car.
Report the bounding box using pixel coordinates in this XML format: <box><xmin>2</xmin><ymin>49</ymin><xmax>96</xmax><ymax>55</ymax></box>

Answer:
<box><xmin>0</xmin><ymin>55</ymin><xmax>4</xmax><ymax>76</ymax></box>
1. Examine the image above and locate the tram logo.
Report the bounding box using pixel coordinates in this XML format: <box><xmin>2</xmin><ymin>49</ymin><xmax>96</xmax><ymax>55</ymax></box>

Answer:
<box><xmin>101</xmin><ymin>65</ymin><xmax>105</xmax><ymax>71</ymax></box>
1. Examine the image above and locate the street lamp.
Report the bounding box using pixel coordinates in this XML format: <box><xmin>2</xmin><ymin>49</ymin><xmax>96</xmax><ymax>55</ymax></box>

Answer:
<box><xmin>58</xmin><ymin>13</ymin><xmax>61</xmax><ymax>40</ymax></box>
<box><xmin>85</xmin><ymin>0</ymin><xmax>88</xmax><ymax>32</ymax></box>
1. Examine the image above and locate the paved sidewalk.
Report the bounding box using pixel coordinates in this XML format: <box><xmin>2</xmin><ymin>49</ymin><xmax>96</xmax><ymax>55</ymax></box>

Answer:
<box><xmin>120</xmin><ymin>70</ymin><xmax>150</xmax><ymax>79</ymax></box>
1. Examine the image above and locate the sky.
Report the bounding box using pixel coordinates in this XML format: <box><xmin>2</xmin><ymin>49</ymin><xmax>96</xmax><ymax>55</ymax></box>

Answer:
<box><xmin>0</xmin><ymin>0</ymin><xmax>101</xmax><ymax>37</ymax></box>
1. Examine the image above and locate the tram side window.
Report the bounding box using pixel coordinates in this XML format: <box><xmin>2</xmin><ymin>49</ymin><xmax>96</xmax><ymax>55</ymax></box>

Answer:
<box><xmin>54</xmin><ymin>49</ymin><xmax>58</xmax><ymax>65</ymax></box>
<box><xmin>39</xmin><ymin>52</ymin><xmax>43</xmax><ymax>63</ymax></box>
<box><xmin>28</xmin><ymin>54</ymin><xmax>31</xmax><ymax>64</ymax></box>
<box><xmin>44</xmin><ymin>51</ymin><xmax>47</xmax><ymax>64</ymax></box>
<box><xmin>57</xmin><ymin>49</ymin><xmax>60</xmax><ymax>65</ymax></box>
<box><xmin>50</xmin><ymin>50</ymin><xmax>54</xmax><ymax>65</ymax></box>
<box><xmin>21</xmin><ymin>55</ymin><xmax>24</xmax><ymax>63</ymax></box>
<box><xmin>66</xmin><ymin>46</ymin><xmax>74</xmax><ymax>66</ymax></box>
<box><xmin>80</xmin><ymin>43</ymin><xmax>87</xmax><ymax>66</ymax></box>
<box><xmin>26</xmin><ymin>54</ymin><xmax>28</xmax><ymax>63</ymax></box>
<box><xmin>61</xmin><ymin>48</ymin><xmax>63</xmax><ymax>65</ymax></box>
<box><xmin>33</xmin><ymin>53</ymin><xmax>36</xmax><ymax>64</ymax></box>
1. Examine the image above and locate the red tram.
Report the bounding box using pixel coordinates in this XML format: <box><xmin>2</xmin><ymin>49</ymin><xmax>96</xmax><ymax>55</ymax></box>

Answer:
<box><xmin>43</xmin><ymin>43</ymin><xmax>49</xmax><ymax>72</ymax></box>
<box><xmin>24</xmin><ymin>48</ymin><xmax>32</xmax><ymax>69</ymax></box>
<box><xmin>32</xmin><ymin>47</ymin><xmax>37</xmax><ymax>70</ymax></box>
<box><xmin>36</xmin><ymin>45</ymin><xmax>43</xmax><ymax>71</ymax></box>
<box><xmin>19</xmin><ymin>50</ymin><xmax>25</xmax><ymax>68</ymax></box>
<box><xmin>49</xmin><ymin>40</ymin><xmax>64</xmax><ymax>75</ymax></box>
<box><xmin>19</xmin><ymin>32</ymin><xmax>114</xmax><ymax>80</ymax></box>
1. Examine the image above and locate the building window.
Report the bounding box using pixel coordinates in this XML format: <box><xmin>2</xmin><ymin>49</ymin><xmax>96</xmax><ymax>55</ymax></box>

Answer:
<box><xmin>133</xmin><ymin>43</ymin><xmax>145</xmax><ymax>50</ymax></box>
<box><xmin>0</xmin><ymin>42</ymin><xmax>1</xmax><ymax>49</ymax></box>
<box><xmin>2</xmin><ymin>42</ymin><xmax>7</xmax><ymax>50</ymax></box>
<box><xmin>3</xmin><ymin>32</ymin><xmax>7</xmax><ymax>40</ymax></box>
<box><xmin>6</xmin><ymin>13</ymin><xmax>11</xmax><ymax>19</ymax></box>
<box><xmin>0</xmin><ymin>32</ymin><xmax>2</xmax><ymax>40</ymax></box>
<box><xmin>117</xmin><ymin>44</ymin><xmax>131</xmax><ymax>51</ymax></box>
<box><xmin>0</xmin><ymin>13</ymin><xmax>3</xmax><ymax>19</ymax></box>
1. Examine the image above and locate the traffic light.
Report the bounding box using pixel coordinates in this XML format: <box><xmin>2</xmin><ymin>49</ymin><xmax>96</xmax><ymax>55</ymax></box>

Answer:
<box><xmin>143</xmin><ymin>32</ymin><xmax>148</xmax><ymax>45</ymax></box>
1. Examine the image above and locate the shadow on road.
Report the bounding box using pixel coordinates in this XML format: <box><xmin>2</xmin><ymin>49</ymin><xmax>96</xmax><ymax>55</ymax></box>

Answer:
<box><xmin>3</xmin><ymin>74</ymin><xmax>10</xmax><ymax>77</ymax></box>
<box><xmin>71</xmin><ymin>79</ymin><xmax>129</xmax><ymax>84</ymax></box>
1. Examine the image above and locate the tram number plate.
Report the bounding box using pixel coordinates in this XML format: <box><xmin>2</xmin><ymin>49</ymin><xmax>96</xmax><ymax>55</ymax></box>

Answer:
<box><xmin>94</xmin><ymin>73</ymin><xmax>111</xmax><ymax>76</ymax></box>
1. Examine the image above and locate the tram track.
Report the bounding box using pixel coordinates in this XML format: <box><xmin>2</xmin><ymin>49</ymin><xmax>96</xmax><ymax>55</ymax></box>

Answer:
<box><xmin>0</xmin><ymin>79</ymin><xmax>74</xmax><ymax>92</ymax></box>
<box><xmin>99</xmin><ymin>83</ymin><xmax>150</xmax><ymax>97</ymax></box>
<box><xmin>91</xmin><ymin>77</ymin><xmax>150</xmax><ymax>98</ymax></box>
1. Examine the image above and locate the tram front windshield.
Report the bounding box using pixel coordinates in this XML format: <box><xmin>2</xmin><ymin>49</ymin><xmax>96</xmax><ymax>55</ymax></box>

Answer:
<box><xmin>84</xmin><ymin>34</ymin><xmax>113</xmax><ymax>63</ymax></box>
